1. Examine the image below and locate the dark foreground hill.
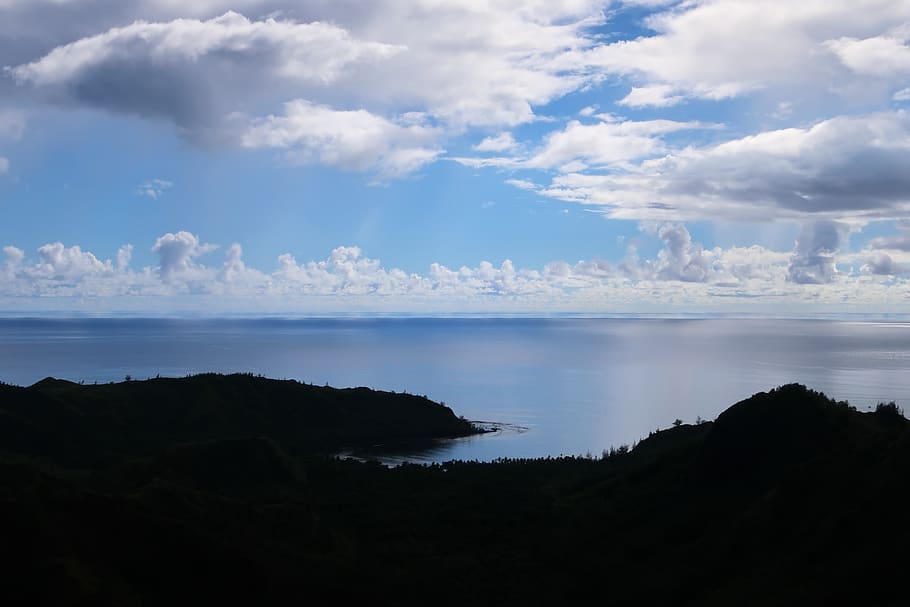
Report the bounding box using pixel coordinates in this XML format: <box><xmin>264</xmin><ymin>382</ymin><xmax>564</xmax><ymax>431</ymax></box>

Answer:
<box><xmin>0</xmin><ymin>373</ymin><xmax>478</xmax><ymax>466</ymax></box>
<box><xmin>1</xmin><ymin>380</ymin><xmax>909</xmax><ymax>605</ymax></box>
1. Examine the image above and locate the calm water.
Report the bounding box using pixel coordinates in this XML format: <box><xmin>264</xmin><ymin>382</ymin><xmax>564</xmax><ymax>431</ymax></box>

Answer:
<box><xmin>2</xmin><ymin>317</ymin><xmax>910</xmax><ymax>462</ymax></box>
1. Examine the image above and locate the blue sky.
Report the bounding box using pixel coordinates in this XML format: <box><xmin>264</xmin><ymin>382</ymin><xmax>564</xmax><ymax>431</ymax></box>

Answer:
<box><xmin>2</xmin><ymin>0</ymin><xmax>910</xmax><ymax>314</ymax></box>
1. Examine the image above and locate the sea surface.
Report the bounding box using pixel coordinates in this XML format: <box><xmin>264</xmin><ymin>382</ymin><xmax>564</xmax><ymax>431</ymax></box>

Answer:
<box><xmin>2</xmin><ymin>317</ymin><xmax>910</xmax><ymax>463</ymax></box>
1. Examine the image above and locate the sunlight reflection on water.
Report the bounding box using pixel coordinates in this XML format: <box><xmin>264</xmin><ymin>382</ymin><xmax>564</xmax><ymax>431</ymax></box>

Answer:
<box><xmin>2</xmin><ymin>317</ymin><xmax>910</xmax><ymax>462</ymax></box>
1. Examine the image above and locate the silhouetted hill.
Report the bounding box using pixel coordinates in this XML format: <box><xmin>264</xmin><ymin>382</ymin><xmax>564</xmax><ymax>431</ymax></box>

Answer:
<box><xmin>695</xmin><ymin>384</ymin><xmax>906</xmax><ymax>493</ymax></box>
<box><xmin>0</xmin><ymin>373</ymin><xmax>478</xmax><ymax>467</ymax></box>
<box><xmin>1</xmin><ymin>380</ymin><xmax>909</xmax><ymax>605</ymax></box>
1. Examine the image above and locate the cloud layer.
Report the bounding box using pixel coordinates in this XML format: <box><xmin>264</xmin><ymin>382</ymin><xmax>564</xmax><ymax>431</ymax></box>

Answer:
<box><xmin>3</xmin><ymin>227</ymin><xmax>910</xmax><ymax>312</ymax></box>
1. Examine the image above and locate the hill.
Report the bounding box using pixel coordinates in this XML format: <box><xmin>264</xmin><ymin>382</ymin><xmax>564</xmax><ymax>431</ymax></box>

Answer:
<box><xmin>1</xmin><ymin>381</ymin><xmax>909</xmax><ymax>605</ymax></box>
<box><xmin>0</xmin><ymin>373</ymin><xmax>479</xmax><ymax>467</ymax></box>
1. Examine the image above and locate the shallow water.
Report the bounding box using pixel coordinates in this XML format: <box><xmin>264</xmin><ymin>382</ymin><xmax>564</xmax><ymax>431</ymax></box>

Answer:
<box><xmin>2</xmin><ymin>317</ymin><xmax>909</xmax><ymax>462</ymax></box>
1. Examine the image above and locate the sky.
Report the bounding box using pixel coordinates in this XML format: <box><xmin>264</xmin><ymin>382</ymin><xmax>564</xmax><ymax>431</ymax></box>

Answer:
<box><xmin>2</xmin><ymin>0</ymin><xmax>910</xmax><ymax>315</ymax></box>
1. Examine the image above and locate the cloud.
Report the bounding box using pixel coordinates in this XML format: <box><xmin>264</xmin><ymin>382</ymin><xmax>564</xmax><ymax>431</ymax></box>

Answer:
<box><xmin>137</xmin><ymin>179</ymin><xmax>173</xmax><ymax>199</ymax></box>
<box><xmin>151</xmin><ymin>231</ymin><xmax>217</xmax><ymax>281</ymax></box>
<box><xmin>5</xmin><ymin>227</ymin><xmax>910</xmax><ymax>311</ymax></box>
<box><xmin>788</xmin><ymin>221</ymin><xmax>849</xmax><ymax>284</ymax></box>
<box><xmin>455</xmin><ymin>117</ymin><xmax>715</xmax><ymax>173</ymax></box>
<box><xmin>5</xmin><ymin>3</ymin><xmax>610</xmax><ymax>152</ymax></box>
<box><xmin>895</xmin><ymin>88</ymin><xmax>910</xmax><ymax>101</ymax></box>
<box><xmin>32</xmin><ymin>242</ymin><xmax>111</xmax><ymax>280</ymax></box>
<box><xmin>9</xmin><ymin>11</ymin><xmax>402</xmax><ymax>137</ymax></box>
<box><xmin>651</xmin><ymin>224</ymin><xmax>711</xmax><ymax>282</ymax></box>
<box><xmin>116</xmin><ymin>244</ymin><xmax>132</xmax><ymax>270</ymax></box>
<box><xmin>525</xmin><ymin>118</ymin><xmax>715</xmax><ymax>171</ymax></box>
<box><xmin>473</xmin><ymin>132</ymin><xmax>518</xmax><ymax>153</ymax></box>
<box><xmin>506</xmin><ymin>178</ymin><xmax>538</xmax><ymax>191</ymax></box>
<box><xmin>581</xmin><ymin>0</ymin><xmax>910</xmax><ymax>106</ymax></box>
<box><xmin>527</xmin><ymin>111</ymin><xmax>910</xmax><ymax>222</ymax></box>
<box><xmin>861</xmin><ymin>252</ymin><xmax>909</xmax><ymax>276</ymax></box>
<box><xmin>617</xmin><ymin>85</ymin><xmax>685</xmax><ymax>108</ymax></box>
<box><xmin>826</xmin><ymin>32</ymin><xmax>910</xmax><ymax>78</ymax></box>
<box><xmin>2</xmin><ymin>245</ymin><xmax>24</xmax><ymax>273</ymax></box>
<box><xmin>242</xmin><ymin>100</ymin><xmax>443</xmax><ymax>177</ymax></box>
<box><xmin>0</xmin><ymin>156</ymin><xmax>7</xmax><ymax>174</ymax></box>
<box><xmin>868</xmin><ymin>225</ymin><xmax>910</xmax><ymax>251</ymax></box>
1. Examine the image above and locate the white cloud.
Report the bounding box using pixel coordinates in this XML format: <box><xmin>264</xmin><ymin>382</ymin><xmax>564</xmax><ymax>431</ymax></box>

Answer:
<box><xmin>581</xmin><ymin>0</ymin><xmax>910</xmax><ymax>106</ymax></box>
<box><xmin>2</xmin><ymin>245</ymin><xmax>23</xmax><ymax>273</ymax></box>
<box><xmin>525</xmin><ymin>118</ymin><xmax>715</xmax><ymax>171</ymax></box>
<box><xmin>242</xmin><ymin>100</ymin><xmax>443</xmax><ymax>177</ymax></box>
<box><xmin>455</xmin><ymin>117</ymin><xmax>715</xmax><ymax>173</ymax></box>
<box><xmin>617</xmin><ymin>84</ymin><xmax>685</xmax><ymax>108</ymax></box>
<box><xmin>473</xmin><ymin>132</ymin><xmax>518</xmax><ymax>153</ymax></box>
<box><xmin>138</xmin><ymin>179</ymin><xmax>173</xmax><ymax>199</ymax></box>
<box><xmin>861</xmin><ymin>252</ymin><xmax>909</xmax><ymax>276</ymax></box>
<box><xmin>506</xmin><ymin>178</ymin><xmax>538</xmax><ymax>191</ymax></box>
<box><xmin>32</xmin><ymin>242</ymin><xmax>111</xmax><ymax>280</ymax></box>
<box><xmin>528</xmin><ymin>111</ymin><xmax>910</xmax><ymax>222</ymax></box>
<box><xmin>826</xmin><ymin>33</ymin><xmax>910</xmax><ymax>78</ymax></box>
<box><xmin>0</xmin><ymin>156</ymin><xmax>7</xmax><ymax>174</ymax></box>
<box><xmin>787</xmin><ymin>221</ymin><xmax>849</xmax><ymax>284</ymax></box>
<box><xmin>6</xmin><ymin>3</ymin><xmax>610</xmax><ymax>151</ymax></box>
<box><xmin>651</xmin><ymin>224</ymin><xmax>711</xmax><ymax>282</ymax></box>
<box><xmin>894</xmin><ymin>88</ymin><xmax>910</xmax><ymax>101</ymax></box>
<box><xmin>10</xmin><ymin>11</ymin><xmax>403</xmax><ymax>135</ymax></box>
<box><xmin>4</xmin><ymin>227</ymin><xmax>910</xmax><ymax>311</ymax></box>
<box><xmin>116</xmin><ymin>244</ymin><xmax>132</xmax><ymax>270</ymax></box>
<box><xmin>151</xmin><ymin>230</ymin><xmax>217</xmax><ymax>281</ymax></box>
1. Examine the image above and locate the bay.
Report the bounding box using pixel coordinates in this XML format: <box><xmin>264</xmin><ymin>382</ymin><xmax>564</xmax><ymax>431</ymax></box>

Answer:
<box><xmin>2</xmin><ymin>317</ymin><xmax>909</xmax><ymax>463</ymax></box>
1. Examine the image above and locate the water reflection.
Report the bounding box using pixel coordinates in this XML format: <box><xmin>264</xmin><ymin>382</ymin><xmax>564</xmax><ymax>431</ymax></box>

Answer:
<box><xmin>2</xmin><ymin>318</ymin><xmax>910</xmax><ymax>463</ymax></box>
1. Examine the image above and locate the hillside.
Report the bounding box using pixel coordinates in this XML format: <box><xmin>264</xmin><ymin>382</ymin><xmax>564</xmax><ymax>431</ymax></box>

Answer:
<box><xmin>1</xmin><ymin>381</ymin><xmax>909</xmax><ymax>605</ymax></box>
<box><xmin>0</xmin><ymin>373</ymin><xmax>479</xmax><ymax>467</ymax></box>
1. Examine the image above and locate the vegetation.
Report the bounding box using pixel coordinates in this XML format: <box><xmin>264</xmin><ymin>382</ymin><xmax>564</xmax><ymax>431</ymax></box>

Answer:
<box><xmin>0</xmin><ymin>373</ymin><xmax>479</xmax><ymax>467</ymax></box>
<box><xmin>1</xmin><ymin>378</ymin><xmax>909</xmax><ymax>605</ymax></box>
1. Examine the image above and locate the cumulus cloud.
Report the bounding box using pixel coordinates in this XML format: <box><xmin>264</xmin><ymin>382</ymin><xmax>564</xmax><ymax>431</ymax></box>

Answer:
<box><xmin>5</xmin><ymin>2</ymin><xmax>609</xmax><ymax>151</ymax></box>
<box><xmin>242</xmin><ymin>100</ymin><xmax>443</xmax><ymax>177</ymax></box>
<box><xmin>32</xmin><ymin>242</ymin><xmax>111</xmax><ymax>280</ymax></box>
<box><xmin>826</xmin><ymin>32</ymin><xmax>910</xmax><ymax>78</ymax></box>
<box><xmin>9</xmin><ymin>11</ymin><xmax>402</xmax><ymax>138</ymax></box>
<box><xmin>116</xmin><ymin>244</ymin><xmax>132</xmax><ymax>270</ymax></box>
<box><xmin>151</xmin><ymin>231</ymin><xmax>217</xmax><ymax>281</ymax></box>
<box><xmin>788</xmin><ymin>221</ymin><xmax>850</xmax><ymax>284</ymax></box>
<box><xmin>526</xmin><ymin>111</ymin><xmax>910</xmax><ymax>222</ymax></box>
<box><xmin>651</xmin><ymin>224</ymin><xmax>711</xmax><ymax>282</ymax></box>
<box><xmin>11</xmin><ymin>11</ymin><xmax>400</xmax><ymax>88</ymax></box>
<box><xmin>861</xmin><ymin>252</ymin><xmax>909</xmax><ymax>276</ymax></box>
<box><xmin>2</xmin><ymin>245</ymin><xmax>24</xmax><ymax>271</ymax></box>
<box><xmin>582</xmin><ymin>0</ymin><xmax>910</xmax><ymax>106</ymax></box>
<box><xmin>4</xmin><ymin>227</ymin><xmax>910</xmax><ymax>311</ymax></box>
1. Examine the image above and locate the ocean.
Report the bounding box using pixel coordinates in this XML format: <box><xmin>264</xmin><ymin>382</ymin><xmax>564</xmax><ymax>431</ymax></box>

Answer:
<box><xmin>2</xmin><ymin>317</ymin><xmax>909</xmax><ymax>463</ymax></box>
